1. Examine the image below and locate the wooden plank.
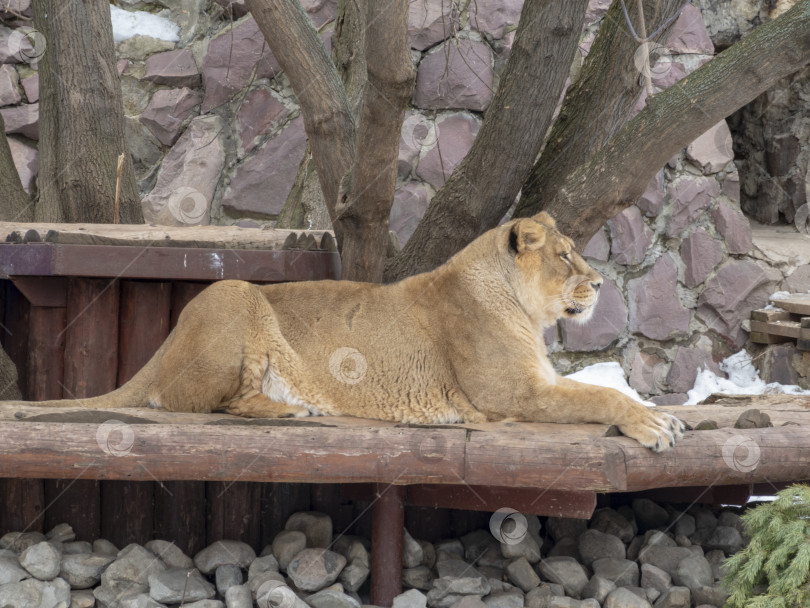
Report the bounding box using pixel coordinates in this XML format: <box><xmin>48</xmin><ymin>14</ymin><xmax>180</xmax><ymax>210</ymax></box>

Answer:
<box><xmin>800</xmin><ymin>317</ymin><xmax>810</xmax><ymax>351</ymax></box>
<box><xmin>43</xmin><ymin>479</ymin><xmax>100</xmax><ymax>541</ymax></box>
<box><xmin>0</xmin><ymin>243</ymin><xmax>340</xmax><ymax>282</ymax></box>
<box><xmin>750</xmin><ymin>319</ymin><xmax>801</xmax><ymax>338</ymax></box>
<box><xmin>3</xmin><ymin>281</ymin><xmax>29</xmax><ymax>398</ymax></box>
<box><xmin>0</xmin><ymin>423</ymin><xmax>469</xmax><ymax>485</ymax></box>
<box><xmin>27</xmin><ymin>306</ymin><xmax>66</xmax><ymax>402</ymax></box>
<box><xmin>406</xmin><ymin>485</ymin><xmax>597</xmax><ymax>519</ymax></box>
<box><xmin>0</xmin><ymin>222</ymin><xmax>331</xmax><ymax>250</ymax></box>
<box><xmin>751</xmin><ymin>308</ymin><xmax>792</xmax><ymax>322</ymax></box>
<box><xmin>207</xmin><ymin>482</ymin><xmax>261</xmax><ymax>550</ymax></box>
<box><xmin>771</xmin><ymin>294</ymin><xmax>810</xmax><ymax>315</ymax></box>
<box><xmin>101</xmin><ymin>481</ymin><xmax>154</xmax><ymax>547</ymax></box>
<box><xmin>261</xmin><ymin>483</ymin><xmax>311</xmax><ymax>548</ymax></box>
<box><xmin>11</xmin><ymin>277</ymin><xmax>67</xmax><ymax>307</ymax></box>
<box><xmin>153</xmin><ymin>480</ymin><xmax>207</xmax><ymax>557</ymax></box>
<box><xmin>0</xmin><ymin>479</ymin><xmax>44</xmax><ymax>534</ymax></box>
<box><xmin>170</xmin><ymin>282</ymin><xmax>207</xmax><ymax>328</ymax></box>
<box><xmin>750</xmin><ymin>331</ymin><xmax>793</xmax><ymax>344</ymax></box>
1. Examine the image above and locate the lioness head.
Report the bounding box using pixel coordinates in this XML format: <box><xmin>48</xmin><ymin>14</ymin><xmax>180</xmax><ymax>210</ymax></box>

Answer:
<box><xmin>507</xmin><ymin>212</ymin><xmax>604</xmax><ymax>326</ymax></box>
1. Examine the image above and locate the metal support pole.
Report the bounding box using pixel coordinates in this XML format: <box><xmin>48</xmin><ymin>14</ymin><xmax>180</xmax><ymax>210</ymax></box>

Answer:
<box><xmin>370</xmin><ymin>484</ymin><xmax>405</xmax><ymax>606</ymax></box>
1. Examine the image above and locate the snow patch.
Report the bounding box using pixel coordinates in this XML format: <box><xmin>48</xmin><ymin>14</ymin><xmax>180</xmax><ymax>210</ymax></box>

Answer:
<box><xmin>110</xmin><ymin>5</ymin><xmax>179</xmax><ymax>43</ymax></box>
<box><xmin>565</xmin><ymin>362</ymin><xmax>652</xmax><ymax>405</ymax></box>
<box><xmin>685</xmin><ymin>349</ymin><xmax>810</xmax><ymax>405</ymax></box>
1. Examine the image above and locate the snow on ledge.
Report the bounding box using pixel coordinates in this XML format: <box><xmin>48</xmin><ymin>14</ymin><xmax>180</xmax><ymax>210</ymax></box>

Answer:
<box><xmin>110</xmin><ymin>5</ymin><xmax>179</xmax><ymax>43</ymax></box>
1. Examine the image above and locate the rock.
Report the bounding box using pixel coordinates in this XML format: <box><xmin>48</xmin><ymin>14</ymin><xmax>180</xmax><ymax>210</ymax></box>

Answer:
<box><xmin>0</xmin><ymin>576</ymin><xmax>71</xmax><ymax>608</ymax></box>
<box><xmin>20</xmin><ymin>73</ymin><xmax>37</xmax><ymax>103</ymax></box>
<box><xmin>403</xmin><ymin>565</ymin><xmax>434</xmax><ymax>590</ymax></box>
<box><xmin>591</xmin><ymin>509</ymin><xmax>635</xmax><ymax>544</ymax></box>
<box><xmin>604</xmin><ymin>587</ymin><xmax>652</xmax><ymax>608</ymax></box>
<box><xmin>666</xmin><ymin>347</ymin><xmax>722</xmax><ymax>394</ymax></box>
<box><xmin>671</xmin><ymin>555</ymin><xmax>712</xmax><ymax>591</ymax></box>
<box><xmin>627</xmin><ymin>256</ymin><xmax>690</xmax><ymax>341</ymax></box>
<box><xmin>428</xmin><ymin>573</ymin><xmax>491</xmax><ymax>604</ymax></box>
<box><xmin>143</xmin><ymin>48</ymin><xmax>200</xmax><ymax>87</ymax></box>
<box><xmin>524</xmin><ymin>586</ymin><xmax>552</xmax><ymax>608</ymax></box>
<box><xmin>592</xmin><ymin>557</ymin><xmax>640</xmax><ymax>587</ymax></box>
<box><xmin>118</xmin><ymin>592</ymin><xmax>168</xmax><ymax>608</ymax></box>
<box><xmin>93</xmin><ymin>539</ymin><xmax>120</xmax><ymax>557</ymax></box>
<box><xmin>582</xmin><ymin>228</ymin><xmax>610</xmax><ymax>262</ymax></box>
<box><xmin>757</xmin><ymin>344</ymin><xmax>799</xmax><ymax>385</ymax></box>
<box><xmin>686</xmin><ymin>122</ymin><xmax>733</xmax><ymax>173</ymax></box>
<box><xmin>201</xmin><ymin>15</ymin><xmax>279</xmax><ymax>112</ymax></box>
<box><xmin>307</xmin><ymin>587</ymin><xmax>362</xmax><ymax>608</ymax></box>
<box><xmin>653</xmin><ymin>586</ymin><xmax>690</xmax><ymax>608</ymax></box>
<box><xmin>125</xmin><ymin>117</ymin><xmax>162</xmax><ymax>183</ymax></box>
<box><xmin>505</xmin><ymin>557</ymin><xmax>540</xmax><ymax>592</ymax></box>
<box><xmin>248</xmin><ymin>554</ymin><xmax>280</xmax><ymax>580</ymax></box>
<box><xmin>0</xmin><ymin>102</ymin><xmax>38</xmax><ymax>139</ymax></box>
<box><xmin>667</xmin><ymin>4</ymin><xmax>714</xmax><ymax>54</ymax></box>
<box><xmin>638</xmin><ymin>546</ymin><xmax>694</xmax><ymax>579</ymax></box>
<box><xmin>236</xmin><ymin>87</ymin><xmax>290</xmax><ymax>155</ymax></box>
<box><xmin>641</xmin><ymin>563</ymin><xmax>672</xmax><ymax>596</ymax></box>
<box><xmin>273</xmin><ymin>530</ymin><xmax>307</xmax><ymax>571</ymax></box>
<box><xmin>139</xmin><ymin>87</ymin><xmax>200</xmax><ymax>146</ymax></box>
<box><xmin>145</xmin><ymin>540</ymin><xmax>193</xmax><ymax>569</ymax></box>
<box><xmin>581</xmin><ymin>575</ymin><xmax>615</xmax><ymax>603</ymax></box>
<box><xmin>222</xmin><ymin>115</ymin><xmax>307</xmax><ymax>217</ymax></box>
<box><xmin>691</xmin><ymin>582</ymin><xmax>729</xmax><ymax>606</ymax></box>
<box><xmin>63</xmin><ymin>542</ymin><xmax>92</xmax><ymax>555</ymax></box>
<box><xmin>142</xmin><ymin>115</ymin><xmax>223</xmax><ymax>226</ymax></box>
<box><xmin>101</xmin><ymin>544</ymin><xmax>167</xmax><ymax>597</ymax></box>
<box><xmin>391</xmin><ymin>181</ymin><xmax>432</xmax><ymax>245</ymax></box>
<box><xmin>413</xmin><ymin>40</ymin><xmax>494</xmax><ymax>111</ymax></box>
<box><xmin>538</xmin><ymin>557</ymin><xmax>589</xmax><ymax>599</ymax></box>
<box><xmin>499</xmin><ymin>534</ymin><xmax>541</xmax><ymax>564</ymax></box>
<box><xmin>697</xmin><ymin>260</ymin><xmax>774</xmax><ymax>347</ymax></box>
<box><xmin>415</xmin><ymin>112</ymin><xmax>480</xmax><ymax>187</ymax></box>
<box><xmin>7</xmin><ymin>134</ymin><xmax>39</xmax><ymax>192</ymax></box>
<box><xmin>638</xmin><ymin>172</ymin><xmax>665</xmax><ymax>217</ymax></box>
<box><xmin>703</xmin><ymin>526</ymin><xmax>743</xmax><ymax>555</ymax></box>
<box><xmin>0</xmin><ymin>555</ymin><xmax>28</xmax><ymax>585</ymax></box>
<box><xmin>546</xmin><ymin>518</ymin><xmax>588</xmax><ymax>542</ymax></box>
<box><xmin>403</xmin><ymin>529</ymin><xmax>424</xmax><ymax>568</ymax></box>
<box><xmin>711</xmin><ymin>201</ymin><xmax>752</xmax><ymax>254</ymax></box>
<box><xmin>287</xmin><ymin>549</ymin><xmax>346</xmax><ymax>592</ymax></box>
<box><xmin>181</xmin><ymin>601</ymin><xmax>225</xmax><ymax>608</ymax></box>
<box><xmin>484</xmin><ymin>590</ymin><xmax>524</xmax><ymax>608</ymax></box>
<box><xmin>70</xmin><ymin>589</ymin><xmax>96</xmax><ymax>608</ymax></box>
<box><xmin>629</xmin><ymin>351</ymin><xmax>667</xmax><ymax>395</ymax></box>
<box><xmin>336</xmin><ymin>559</ymin><xmax>368</xmax><ymax>592</ymax></box>
<box><xmin>408</xmin><ymin>0</ymin><xmax>457</xmax><ymax>51</ymax></box>
<box><xmin>665</xmin><ymin>176</ymin><xmax>719</xmax><ymax>238</ymax></box>
<box><xmin>224</xmin><ymin>584</ymin><xmax>252</xmax><ymax>608</ymax></box>
<box><xmin>285</xmin><ymin>511</ymin><xmax>333</xmax><ymax>549</ymax></box>
<box><xmin>45</xmin><ymin>524</ymin><xmax>74</xmax><ymax>544</ymax></box>
<box><xmin>469</xmin><ymin>0</ymin><xmax>522</xmax><ymax>38</ymax></box>
<box><xmin>680</xmin><ymin>228</ymin><xmax>723</xmax><ymax>288</ymax></box>
<box><xmin>547</xmin><ymin>537</ymin><xmax>580</xmax><ymax>561</ymax></box>
<box><xmin>216</xmin><ymin>564</ymin><xmax>243</xmax><ymax>596</ymax></box>
<box><xmin>608</xmin><ymin>206</ymin><xmax>653</xmax><ymax>265</ymax></box>
<box><xmin>18</xmin><ymin>540</ymin><xmax>61</xmax><ymax>581</ymax></box>
<box><xmin>0</xmin><ymin>64</ymin><xmax>22</xmax><ymax>106</ymax></box>
<box><xmin>643</xmin><ymin>531</ymin><xmax>677</xmax><ymax>550</ymax></box>
<box><xmin>577</xmin><ymin>529</ymin><xmax>626</xmax><ymax>569</ymax></box>
<box><xmin>194</xmin><ymin>541</ymin><xmax>256</xmax><ymax>575</ymax></box>
<box><xmin>450</xmin><ymin>597</ymin><xmax>488</xmax><ymax>608</ymax></box>
<box><xmin>60</xmin><ymin>552</ymin><xmax>115</xmax><ymax>589</ymax></box>
<box><xmin>148</xmin><ymin>568</ymin><xmax>215</xmax><ymax>603</ymax></box>
<box><xmin>394</xmin><ymin>589</ymin><xmax>428</xmax><ymax>608</ymax></box>
<box><xmin>560</xmin><ymin>279</ymin><xmax>627</xmax><ymax>352</ymax></box>
<box><xmin>461</xmin><ymin>530</ymin><xmax>497</xmax><ymax>563</ymax></box>
<box><xmin>546</xmin><ymin>599</ymin><xmax>579</xmax><ymax>608</ymax></box>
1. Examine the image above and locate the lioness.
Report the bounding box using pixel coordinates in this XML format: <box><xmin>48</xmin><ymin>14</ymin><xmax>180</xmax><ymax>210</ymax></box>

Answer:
<box><xmin>8</xmin><ymin>212</ymin><xmax>683</xmax><ymax>451</ymax></box>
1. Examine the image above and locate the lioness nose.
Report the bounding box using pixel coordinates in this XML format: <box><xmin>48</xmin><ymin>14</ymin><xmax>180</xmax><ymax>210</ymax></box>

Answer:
<box><xmin>591</xmin><ymin>282</ymin><xmax>601</xmax><ymax>292</ymax></box>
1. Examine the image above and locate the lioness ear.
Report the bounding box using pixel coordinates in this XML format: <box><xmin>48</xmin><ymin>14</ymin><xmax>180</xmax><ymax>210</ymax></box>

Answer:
<box><xmin>532</xmin><ymin>211</ymin><xmax>556</xmax><ymax>228</ymax></box>
<box><xmin>509</xmin><ymin>219</ymin><xmax>546</xmax><ymax>253</ymax></box>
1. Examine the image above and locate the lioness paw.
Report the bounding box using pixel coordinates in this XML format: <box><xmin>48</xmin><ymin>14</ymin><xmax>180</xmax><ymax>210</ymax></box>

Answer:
<box><xmin>620</xmin><ymin>409</ymin><xmax>684</xmax><ymax>452</ymax></box>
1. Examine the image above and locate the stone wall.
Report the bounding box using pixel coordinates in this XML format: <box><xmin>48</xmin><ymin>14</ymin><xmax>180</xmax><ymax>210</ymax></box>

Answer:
<box><xmin>0</xmin><ymin>0</ymin><xmax>807</xmax><ymax>398</ymax></box>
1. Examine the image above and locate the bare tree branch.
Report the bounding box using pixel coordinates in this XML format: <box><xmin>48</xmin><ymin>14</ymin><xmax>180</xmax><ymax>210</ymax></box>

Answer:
<box><xmin>533</xmin><ymin>0</ymin><xmax>810</xmax><ymax>248</ymax></box>
<box><xmin>385</xmin><ymin>0</ymin><xmax>590</xmax><ymax>281</ymax></box>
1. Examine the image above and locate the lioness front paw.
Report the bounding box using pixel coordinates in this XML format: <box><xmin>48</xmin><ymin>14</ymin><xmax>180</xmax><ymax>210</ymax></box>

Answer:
<box><xmin>620</xmin><ymin>408</ymin><xmax>685</xmax><ymax>452</ymax></box>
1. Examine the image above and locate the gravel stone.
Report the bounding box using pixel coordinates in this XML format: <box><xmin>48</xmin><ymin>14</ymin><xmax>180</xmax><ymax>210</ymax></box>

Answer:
<box><xmin>307</xmin><ymin>587</ymin><xmax>362</xmax><ymax>608</ymax></box>
<box><xmin>450</xmin><ymin>597</ymin><xmax>488</xmax><ymax>608</ymax></box>
<box><xmin>0</xmin><ymin>555</ymin><xmax>29</xmax><ymax>585</ymax></box>
<box><xmin>546</xmin><ymin>519</ymin><xmax>587</xmax><ymax>542</ymax></box>
<box><xmin>287</xmin><ymin>548</ymin><xmax>346</xmax><ymax>592</ymax></box>
<box><xmin>93</xmin><ymin>539</ymin><xmax>120</xmax><ymax>557</ymax></box>
<box><xmin>652</xmin><ymin>586</ymin><xmax>690</xmax><ymax>608</ymax></box>
<box><xmin>500</xmin><ymin>534</ymin><xmax>541</xmax><ymax>564</ymax></box>
<box><xmin>546</xmin><ymin>599</ymin><xmax>580</xmax><ymax>608</ymax></box>
<box><xmin>339</xmin><ymin>559</ymin><xmax>370</xmax><ymax>592</ymax></box>
<box><xmin>671</xmin><ymin>515</ymin><xmax>696</xmax><ymax>538</ymax></box>
<box><xmin>691</xmin><ymin>582</ymin><xmax>729</xmax><ymax>606</ymax></box>
<box><xmin>505</xmin><ymin>557</ymin><xmax>540</xmax><ymax>592</ymax></box>
<box><xmin>0</xmin><ymin>531</ymin><xmax>47</xmax><ymax>552</ymax></box>
<box><xmin>547</xmin><ymin>538</ymin><xmax>580</xmax><ymax>562</ymax></box>
<box><xmin>46</xmin><ymin>523</ymin><xmax>75</xmax><ymax>543</ymax></box>
<box><xmin>393</xmin><ymin>589</ymin><xmax>428</xmax><ymax>608</ymax></box>
<box><xmin>403</xmin><ymin>566</ymin><xmax>434</xmax><ymax>590</ymax></box>
<box><xmin>524</xmin><ymin>586</ymin><xmax>552</xmax><ymax>608</ymax></box>
<box><xmin>462</xmin><ymin>530</ymin><xmax>498</xmax><ymax>563</ymax></box>
<box><xmin>119</xmin><ymin>592</ymin><xmax>168</xmax><ymax>608</ymax></box>
<box><xmin>145</xmin><ymin>540</ymin><xmax>193</xmax><ymax>569</ymax></box>
<box><xmin>592</xmin><ymin>557</ymin><xmax>640</xmax><ymax>587</ymax></box>
<box><xmin>483</xmin><ymin>589</ymin><xmax>524</xmax><ymax>608</ymax></box>
<box><xmin>194</xmin><ymin>541</ymin><xmax>256</xmax><ymax>575</ymax></box>
<box><xmin>248</xmin><ymin>554</ymin><xmax>279</xmax><ymax>580</ymax></box>
<box><xmin>148</xmin><ymin>568</ymin><xmax>215</xmax><ymax>603</ymax></box>
<box><xmin>590</xmin><ymin>509</ymin><xmax>635</xmax><ymax>543</ymax></box>
<box><xmin>70</xmin><ymin>589</ymin><xmax>96</xmax><ymax>608</ymax></box>
<box><xmin>101</xmin><ymin>544</ymin><xmax>167</xmax><ymax>597</ymax></box>
<box><xmin>578</xmin><ymin>529</ymin><xmax>626</xmax><ymax>568</ymax></box>
<box><xmin>703</xmin><ymin>526</ymin><xmax>744</xmax><ymax>555</ymax></box>
<box><xmin>672</xmin><ymin>555</ymin><xmax>713</xmax><ymax>590</ymax></box>
<box><xmin>640</xmin><ymin>563</ymin><xmax>672</xmax><ymax>595</ymax></box>
<box><xmin>581</xmin><ymin>575</ymin><xmax>616</xmax><ymax>603</ymax></box>
<box><xmin>604</xmin><ymin>587</ymin><xmax>652</xmax><ymax>608</ymax></box>
<box><xmin>404</xmin><ymin>529</ymin><xmax>425</xmax><ymax>568</ymax></box>
<box><xmin>538</xmin><ymin>557</ymin><xmax>589</xmax><ymax>599</ymax></box>
<box><xmin>0</xmin><ymin>576</ymin><xmax>71</xmax><ymax>608</ymax></box>
<box><xmin>285</xmin><ymin>511</ymin><xmax>333</xmax><ymax>549</ymax></box>
<box><xmin>216</xmin><ymin>564</ymin><xmax>243</xmax><ymax>596</ymax></box>
<box><xmin>63</xmin><ymin>542</ymin><xmax>92</xmax><ymax>555</ymax></box>
<box><xmin>638</xmin><ymin>546</ymin><xmax>694</xmax><ymax>577</ymax></box>
<box><xmin>224</xmin><ymin>584</ymin><xmax>252</xmax><ymax>608</ymax></box>
<box><xmin>272</xmin><ymin>530</ymin><xmax>307</xmax><ymax>571</ymax></box>
<box><xmin>633</xmin><ymin>499</ymin><xmax>670</xmax><ymax>532</ymax></box>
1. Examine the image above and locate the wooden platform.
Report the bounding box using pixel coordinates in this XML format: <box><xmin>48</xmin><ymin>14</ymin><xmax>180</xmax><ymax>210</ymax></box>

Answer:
<box><xmin>751</xmin><ymin>294</ymin><xmax>810</xmax><ymax>349</ymax></box>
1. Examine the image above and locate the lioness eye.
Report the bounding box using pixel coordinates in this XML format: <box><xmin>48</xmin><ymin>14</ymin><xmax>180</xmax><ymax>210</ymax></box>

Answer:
<box><xmin>561</xmin><ymin>252</ymin><xmax>570</xmax><ymax>261</ymax></box>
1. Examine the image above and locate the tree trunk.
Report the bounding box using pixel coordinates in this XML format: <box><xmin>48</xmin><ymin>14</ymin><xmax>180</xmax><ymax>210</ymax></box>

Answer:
<box><xmin>335</xmin><ymin>0</ymin><xmax>415</xmax><ymax>282</ymax></box>
<box><xmin>0</xmin><ymin>115</ymin><xmax>32</xmax><ymax>222</ymax></box>
<box><xmin>384</xmin><ymin>0</ymin><xmax>590</xmax><ymax>281</ymax></box>
<box><xmin>526</xmin><ymin>0</ymin><xmax>810</xmax><ymax>248</ymax></box>
<box><xmin>275</xmin><ymin>143</ymin><xmax>332</xmax><ymax>230</ymax></box>
<box><xmin>516</xmin><ymin>0</ymin><xmax>684</xmax><ymax>217</ymax></box>
<box><xmin>33</xmin><ymin>0</ymin><xmax>142</xmax><ymax>223</ymax></box>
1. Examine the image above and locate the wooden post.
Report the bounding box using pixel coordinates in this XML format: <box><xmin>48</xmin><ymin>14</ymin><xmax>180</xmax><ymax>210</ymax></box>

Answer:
<box><xmin>260</xmin><ymin>483</ymin><xmax>312</xmax><ymax>549</ymax></box>
<box><xmin>207</xmin><ymin>482</ymin><xmax>262</xmax><ymax>550</ymax></box>
<box><xmin>44</xmin><ymin>278</ymin><xmax>120</xmax><ymax>541</ymax></box>
<box><xmin>153</xmin><ymin>481</ymin><xmax>207</xmax><ymax>557</ymax></box>
<box><xmin>370</xmin><ymin>484</ymin><xmax>405</xmax><ymax>607</ymax></box>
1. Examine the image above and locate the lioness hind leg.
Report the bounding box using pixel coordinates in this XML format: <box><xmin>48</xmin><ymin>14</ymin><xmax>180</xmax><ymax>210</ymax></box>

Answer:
<box><xmin>224</xmin><ymin>393</ymin><xmax>309</xmax><ymax>419</ymax></box>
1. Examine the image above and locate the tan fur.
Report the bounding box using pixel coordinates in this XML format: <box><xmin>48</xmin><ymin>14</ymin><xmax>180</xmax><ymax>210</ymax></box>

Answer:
<box><xmin>10</xmin><ymin>213</ymin><xmax>683</xmax><ymax>451</ymax></box>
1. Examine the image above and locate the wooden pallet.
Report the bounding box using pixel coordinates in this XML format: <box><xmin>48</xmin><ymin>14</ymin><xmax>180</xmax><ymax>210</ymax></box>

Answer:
<box><xmin>750</xmin><ymin>294</ymin><xmax>810</xmax><ymax>350</ymax></box>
